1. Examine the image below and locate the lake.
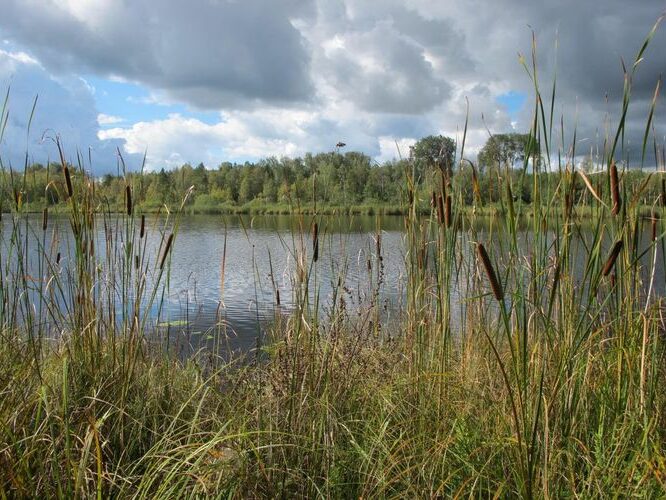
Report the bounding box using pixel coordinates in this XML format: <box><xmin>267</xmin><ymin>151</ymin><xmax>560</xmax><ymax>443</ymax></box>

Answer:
<box><xmin>2</xmin><ymin>213</ymin><xmax>664</xmax><ymax>358</ymax></box>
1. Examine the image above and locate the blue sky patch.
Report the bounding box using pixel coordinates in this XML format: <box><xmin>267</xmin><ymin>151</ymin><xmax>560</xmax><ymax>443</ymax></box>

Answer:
<box><xmin>496</xmin><ymin>91</ymin><xmax>527</xmax><ymax>119</ymax></box>
<box><xmin>87</xmin><ymin>76</ymin><xmax>221</xmax><ymax>127</ymax></box>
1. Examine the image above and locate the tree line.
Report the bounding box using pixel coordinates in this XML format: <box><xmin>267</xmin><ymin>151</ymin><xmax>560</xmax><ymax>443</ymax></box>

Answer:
<box><xmin>1</xmin><ymin>133</ymin><xmax>663</xmax><ymax>214</ymax></box>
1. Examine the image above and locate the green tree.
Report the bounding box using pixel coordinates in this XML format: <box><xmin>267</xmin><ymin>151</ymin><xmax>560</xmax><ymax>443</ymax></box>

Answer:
<box><xmin>477</xmin><ymin>133</ymin><xmax>533</xmax><ymax>172</ymax></box>
<box><xmin>410</xmin><ymin>135</ymin><xmax>456</xmax><ymax>178</ymax></box>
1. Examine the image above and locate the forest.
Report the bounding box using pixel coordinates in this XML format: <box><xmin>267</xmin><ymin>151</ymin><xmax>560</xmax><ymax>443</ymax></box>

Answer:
<box><xmin>3</xmin><ymin>133</ymin><xmax>665</xmax><ymax>214</ymax></box>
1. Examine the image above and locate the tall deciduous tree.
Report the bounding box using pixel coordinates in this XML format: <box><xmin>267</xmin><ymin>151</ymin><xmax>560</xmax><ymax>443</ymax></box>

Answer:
<box><xmin>410</xmin><ymin>135</ymin><xmax>456</xmax><ymax>178</ymax></box>
<box><xmin>477</xmin><ymin>133</ymin><xmax>533</xmax><ymax>171</ymax></box>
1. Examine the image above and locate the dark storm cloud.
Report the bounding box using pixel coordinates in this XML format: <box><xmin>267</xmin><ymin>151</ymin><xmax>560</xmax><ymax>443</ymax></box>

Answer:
<box><xmin>0</xmin><ymin>0</ymin><xmax>315</xmax><ymax>108</ymax></box>
<box><xmin>0</xmin><ymin>0</ymin><xmax>664</xmax><ymax>168</ymax></box>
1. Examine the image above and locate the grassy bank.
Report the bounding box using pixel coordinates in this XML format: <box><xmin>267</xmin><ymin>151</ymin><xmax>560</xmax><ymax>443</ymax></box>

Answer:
<box><xmin>2</xmin><ymin>24</ymin><xmax>666</xmax><ymax>498</ymax></box>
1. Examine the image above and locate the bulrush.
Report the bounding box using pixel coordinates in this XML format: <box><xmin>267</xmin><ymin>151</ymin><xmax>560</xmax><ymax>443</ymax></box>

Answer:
<box><xmin>437</xmin><ymin>195</ymin><xmax>445</xmax><ymax>225</ymax></box>
<box><xmin>610</xmin><ymin>162</ymin><xmax>621</xmax><ymax>215</ymax></box>
<box><xmin>140</xmin><ymin>215</ymin><xmax>145</xmax><ymax>238</ymax></box>
<box><xmin>662</xmin><ymin>178</ymin><xmax>666</xmax><ymax>207</ymax></box>
<box><xmin>445</xmin><ymin>195</ymin><xmax>452</xmax><ymax>228</ymax></box>
<box><xmin>476</xmin><ymin>242</ymin><xmax>503</xmax><ymax>301</ymax></box>
<box><xmin>312</xmin><ymin>222</ymin><xmax>319</xmax><ymax>262</ymax></box>
<box><xmin>160</xmin><ymin>233</ymin><xmax>174</xmax><ymax>269</ymax></box>
<box><xmin>42</xmin><ymin>208</ymin><xmax>48</xmax><ymax>232</ymax></box>
<box><xmin>126</xmin><ymin>185</ymin><xmax>133</xmax><ymax>216</ymax></box>
<box><xmin>602</xmin><ymin>240</ymin><xmax>623</xmax><ymax>276</ymax></box>
<box><xmin>64</xmin><ymin>166</ymin><xmax>73</xmax><ymax>198</ymax></box>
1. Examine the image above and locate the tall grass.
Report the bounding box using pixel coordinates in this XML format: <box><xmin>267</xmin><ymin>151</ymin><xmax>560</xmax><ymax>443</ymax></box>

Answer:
<box><xmin>1</xmin><ymin>20</ymin><xmax>666</xmax><ymax>498</ymax></box>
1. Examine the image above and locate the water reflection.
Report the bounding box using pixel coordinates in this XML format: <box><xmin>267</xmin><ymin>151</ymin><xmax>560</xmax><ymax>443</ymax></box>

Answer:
<box><xmin>2</xmin><ymin>213</ymin><xmax>664</xmax><ymax>357</ymax></box>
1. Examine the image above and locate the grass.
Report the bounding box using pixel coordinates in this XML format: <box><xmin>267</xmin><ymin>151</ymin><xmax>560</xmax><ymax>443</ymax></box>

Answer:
<box><xmin>2</xmin><ymin>21</ymin><xmax>666</xmax><ymax>498</ymax></box>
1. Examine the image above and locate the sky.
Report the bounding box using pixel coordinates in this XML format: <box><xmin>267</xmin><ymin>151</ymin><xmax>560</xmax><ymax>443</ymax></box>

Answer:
<box><xmin>0</xmin><ymin>0</ymin><xmax>664</xmax><ymax>174</ymax></box>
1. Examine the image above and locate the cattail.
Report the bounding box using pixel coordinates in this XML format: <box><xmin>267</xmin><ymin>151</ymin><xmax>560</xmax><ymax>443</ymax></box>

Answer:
<box><xmin>652</xmin><ymin>213</ymin><xmax>659</xmax><ymax>242</ymax></box>
<box><xmin>610</xmin><ymin>272</ymin><xmax>616</xmax><ymax>288</ymax></box>
<box><xmin>445</xmin><ymin>195</ymin><xmax>452</xmax><ymax>228</ymax></box>
<box><xmin>441</xmin><ymin>171</ymin><xmax>447</xmax><ymax>200</ymax></box>
<box><xmin>437</xmin><ymin>195</ymin><xmax>444</xmax><ymax>224</ymax></box>
<box><xmin>602</xmin><ymin>240</ymin><xmax>623</xmax><ymax>276</ymax></box>
<box><xmin>89</xmin><ymin>239</ymin><xmax>94</xmax><ymax>257</ymax></box>
<box><xmin>408</xmin><ymin>189</ymin><xmax>414</xmax><ymax>206</ymax></box>
<box><xmin>564</xmin><ymin>192</ymin><xmax>572</xmax><ymax>219</ymax></box>
<box><xmin>64</xmin><ymin>165</ymin><xmax>73</xmax><ymax>198</ymax></box>
<box><xmin>661</xmin><ymin>179</ymin><xmax>666</xmax><ymax>207</ymax></box>
<box><xmin>140</xmin><ymin>215</ymin><xmax>146</xmax><ymax>238</ymax></box>
<box><xmin>42</xmin><ymin>207</ymin><xmax>48</xmax><ymax>231</ymax></box>
<box><xmin>275</xmin><ymin>289</ymin><xmax>281</xmax><ymax>306</ymax></box>
<box><xmin>610</xmin><ymin>162</ymin><xmax>621</xmax><ymax>215</ymax></box>
<box><xmin>56</xmin><ymin>252</ymin><xmax>61</xmax><ymax>264</ymax></box>
<box><xmin>312</xmin><ymin>222</ymin><xmax>319</xmax><ymax>262</ymax></box>
<box><xmin>160</xmin><ymin>233</ymin><xmax>174</xmax><ymax>269</ymax></box>
<box><xmin>135</xmin><ymin>255</ymin><xmax>140</xmax><ymax>270</ymax></box>
<box><xmin>125</xmin><ymin>185</ymin><xmax>132</xmax><ymax>216</ymax></box>
<box><xmin>476</xmin><ymin>242</ymin><xmax>503</xmax><ymax>301</ymax></box>
<box><xmin>431</xmin><ymin>191</ymin><xmax>437</xmax><ymax>209</ymax></box>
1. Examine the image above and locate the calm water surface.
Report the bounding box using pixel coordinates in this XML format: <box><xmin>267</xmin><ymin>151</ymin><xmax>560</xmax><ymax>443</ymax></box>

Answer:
<box><xmin>2</xmin><ymin>214</ymin><xmax>664</xmax><ymax>356</ymax></box>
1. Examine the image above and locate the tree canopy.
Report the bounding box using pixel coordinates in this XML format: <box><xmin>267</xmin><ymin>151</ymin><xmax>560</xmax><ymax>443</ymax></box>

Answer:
<box><xmin>410</xmin><ymin>135</ymin><xmax>456</xmax><ymax>176</ymax></box>
<box><xmin>477</xmin><ymin>133</ymin><xmax>533</xmax><ymax>170</ymax></box>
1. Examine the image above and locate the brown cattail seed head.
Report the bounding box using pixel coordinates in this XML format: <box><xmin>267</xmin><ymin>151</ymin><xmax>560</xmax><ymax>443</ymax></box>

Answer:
<box><xmin>42</xmin><ymin>207</ymin><xmax>48</xmax><ymax>231</ymax></box>
<box><xmin>437</xmin><ymin>195</ymin><xmax>444</xmax><ymax>225</ymax></box>
<box><xmin>661</xmin><ymin>178</ymin><xmax>666</xmax><ymax>207</ymax></box>
<box><xmin>312</xmin><ymin>222</ymin><xmax>319</xmax><ymax>262</ymax></box>
<box><xmin>602</xmin><ymin>240</ymin><xmax>623</xmax><ymax>276</ymax></box>
<box><xmin>125</xmin><ymin>185</ymin><xmax>133</xmax><ymax>216</ymax></box>
<box><xmin>441</xmin><ymin>171</ymin><xmax>447</xmax><ymax>200</ymax></box>
<box><xmin>610</xmin><ymin>162</ymin><xmax>621</xmax><ymax>215</ymax></box>
<box><xmin>64</xmin><ymin>166</ymin><xmax>73</xmax><ymax>198</ymax></box>
<box><xmin>652</xmin><ymin>213</ymin><xmax>659</xmax><ymax>242</ymax></box>
<box><xmin>476</xmin><ymin>242</ymin><xmax>504</xmax><ymax>301</ymax></box>
<box><xmin>445</xmin><ymin>195</ymin><xmax>452</xmax><ymax>228</ymax></box>
<box><xmin>160</xmin><ymin>233</ymin><xmax>174</xmax><ymax>269</ymax></box>
<box><xmin>140</xmin><ymin>215</ymin><xmax>145</xmax><ymax>238</ymax></box>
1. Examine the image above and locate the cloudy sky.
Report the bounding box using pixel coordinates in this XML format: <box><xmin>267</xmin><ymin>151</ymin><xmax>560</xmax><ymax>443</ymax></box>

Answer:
<box><xmin>0</xmin><ymin>0</ymin><xmax>664</xmax><ymax>173</ymax></box>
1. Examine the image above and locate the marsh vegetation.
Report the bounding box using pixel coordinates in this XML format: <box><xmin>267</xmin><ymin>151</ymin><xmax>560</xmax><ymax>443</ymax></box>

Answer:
<box><xmin>1</xmin><ymin>23</ymin><xmax>666</xmax><ymax>498</ymax></box>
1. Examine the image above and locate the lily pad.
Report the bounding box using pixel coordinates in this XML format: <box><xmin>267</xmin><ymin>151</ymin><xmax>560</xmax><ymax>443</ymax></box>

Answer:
<box><xmin>157</xmin><ymin>320</ymin><xmax>189</xmax><ymax>328</ymax></box>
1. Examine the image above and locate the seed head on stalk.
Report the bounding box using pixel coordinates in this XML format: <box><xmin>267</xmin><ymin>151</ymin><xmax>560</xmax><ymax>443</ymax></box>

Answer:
<box><xmin>477</xmin><ymin>243</ymin><xmax>503</xmax><ymax>301</ymax></box>
<box><xmin>602</xmin><ymin>240</ymin><xmax>623</xmax><ymax>276</ymax></box>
